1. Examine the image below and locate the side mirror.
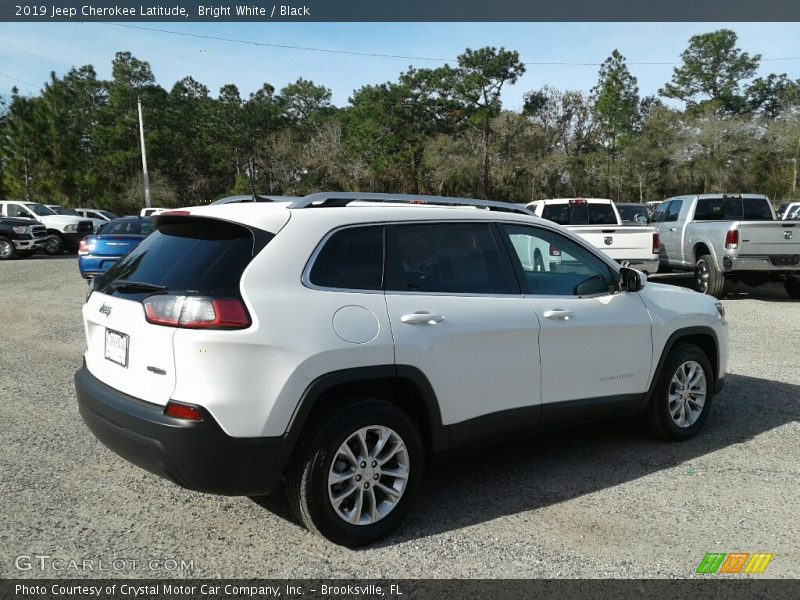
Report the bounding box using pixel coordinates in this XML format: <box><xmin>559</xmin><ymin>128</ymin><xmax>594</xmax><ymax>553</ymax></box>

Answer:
<box><xmin>619</xmin><ymin>267</ymin><xmax>645</xmax><ymax>292</ymax></box>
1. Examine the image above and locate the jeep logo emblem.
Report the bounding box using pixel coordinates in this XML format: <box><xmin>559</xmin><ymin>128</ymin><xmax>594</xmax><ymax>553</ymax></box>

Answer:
<box><xmin>604</xmin><ymin>236</ymin><xmax>613</xmax><ymax>246</ymax></box>
<box><xmin>99</xmin><ymin>303</ymin><xmax>112</xmax><ymax>317</ymax></box>
<box><xmin>785</xmin><ymin>231</ymin><xmax>793</xmax><ymax>240</ymax></box>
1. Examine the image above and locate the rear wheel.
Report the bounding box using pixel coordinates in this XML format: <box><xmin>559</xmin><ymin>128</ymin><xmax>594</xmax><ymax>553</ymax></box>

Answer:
<box><xmin>0</xmin><ymin>237</ymin><xmax>16</xmax><ymax>260</ymax></box>
<box><xmin>785</xmin><ymin>277</ymin><xmax>800</xmax><ymax>299</ymax></box>
<box><xmin>44</xmin><ymin>234</ymin><xmax>64</xmax><ymax>255</ymax></box>
<box><xmin>647</xmin><ymin>344</ymin><xmax>714</xmax><ymax>441</ymax></box>
<box><xmin>694</xmin><ymin>255</ymin><xmax>725</xmax><ymax>298</ymax></box>
<box><xmin>286</xmin><ymin>398</ymin><xmax>424</xmax><ymax>547</ymax></box>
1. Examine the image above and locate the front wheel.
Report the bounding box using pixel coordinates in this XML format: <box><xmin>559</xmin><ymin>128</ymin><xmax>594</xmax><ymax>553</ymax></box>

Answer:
<box><xmin>695</xmin><ymin>255</ymin><xmax>725</xmax><ymax>298</ymax></box>
<box><xmin>785</xmin><ymin>277</ymin><xmax>800</xmax><ymax>299</ymax></box>
<box><xmin>0</xmin><ymin>237</ymin><xmax>16</xmax><ymax>260</ymax></box>
<box><xmin>44</xmin><ymin>234</ymin><xmax>64</xmax><ymax>255</ymax></box>
<box><xmin>286</xmin><ymin>399</ymin><xmax>424</xmax><ymax>547</ymax></box>
<box><xmin>647</xmin><ymin>344</ymin><xmax>714</xmax><ymax>441</ymax></box>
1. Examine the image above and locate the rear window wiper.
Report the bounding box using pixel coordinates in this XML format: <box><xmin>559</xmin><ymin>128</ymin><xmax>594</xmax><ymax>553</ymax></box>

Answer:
<box><xmin>108</xmin><ymin>280</ymin><xmax>168</xmax><ymax>293</ymax></box>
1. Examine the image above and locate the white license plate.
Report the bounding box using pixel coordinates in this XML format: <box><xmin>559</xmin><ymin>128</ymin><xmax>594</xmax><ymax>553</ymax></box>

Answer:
<box><xmin>104</xmin><ymin>328</ymin><xmax>129</xmax><ymax>367</ymax></box>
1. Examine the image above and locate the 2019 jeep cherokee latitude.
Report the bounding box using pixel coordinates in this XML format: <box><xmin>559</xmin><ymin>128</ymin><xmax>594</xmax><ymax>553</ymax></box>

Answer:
<box><xmin>74</xmin><ymin>192</ymin><xmax>729</xmax><ymax>547</ymax></box>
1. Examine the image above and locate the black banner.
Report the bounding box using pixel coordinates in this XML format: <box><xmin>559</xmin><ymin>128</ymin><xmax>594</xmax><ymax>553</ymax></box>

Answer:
<box><xmin>3</xmin><ymin>0</ymin><xmax>800</xmax><ymax>22</ymax></box>
<box><xmin>4</xmin><ymin>580</ymin><xmax>800</xmax><ymax>600</ymax></box>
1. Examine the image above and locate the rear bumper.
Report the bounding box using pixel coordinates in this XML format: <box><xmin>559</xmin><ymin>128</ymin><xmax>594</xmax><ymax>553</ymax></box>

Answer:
<box><xmin>74</xmin><ymin>364</ymin><xmax>295</xmax><ymax>496</ymax></box>
<box><xmin>78</xmin><ymin>256</ymin><xmax>119</xmax><ymax>279</ymax></box>
<box><xmin>726</xmin><ymin>255</ymin><xmax>800</xmax><ymax>273</ymax></box>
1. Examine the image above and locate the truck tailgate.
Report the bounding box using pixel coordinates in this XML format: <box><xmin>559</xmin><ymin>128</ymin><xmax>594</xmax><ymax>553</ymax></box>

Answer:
<box><xmin>739</xmin><ymin>221</ymin><xmax>800</xmax><ymax>257</ymax></box>
<box><xmin>566</xmin><ymin>225</ymin><xmax>656</xmax><ymax>261</ymax></box>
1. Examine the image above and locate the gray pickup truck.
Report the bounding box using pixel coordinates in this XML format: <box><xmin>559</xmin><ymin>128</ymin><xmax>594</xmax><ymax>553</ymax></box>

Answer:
<box><xmin>650</xmin><ymin>194</ymin><xmax>800</xmax><ymax>298</ymax></box>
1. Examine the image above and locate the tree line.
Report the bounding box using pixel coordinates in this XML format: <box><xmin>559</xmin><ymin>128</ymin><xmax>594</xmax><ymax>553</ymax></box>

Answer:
<box><xmin>2</xmin><ymin>28</ymin><xmax>800</xmax><ymax>214</ymax></box>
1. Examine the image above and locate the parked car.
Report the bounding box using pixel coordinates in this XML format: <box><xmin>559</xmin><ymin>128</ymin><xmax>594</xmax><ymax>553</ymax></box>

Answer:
<box><xmin>0</xmin><ymin>200</ymin><xmax>94</xmax><ymax>254</ymax></box>
<box><xmin>77</xmin><ymin>217</ymin><xmax>155</xmax><ymax>279</ymax></box>
<box><xmin>776</xmin><ymin>202</ymin><xmax>791</xmax><ymax>218</ymax></box>
<box><xmin>75</xmin><ymin>208</ymin><xmax>121</xmax><ymax>223</ymax></box>
<box><xmin>211</xmin><ymin>194</ymin><xmax>300</xmax><ymax>205</ymax></box>
<box><xmin>0</xmin><ymin>216</ymin><xmax>47</xmax><ymax>260</ymax></box>
<box><xmin>781</xmin><ymin>201</ymin><xmax>800</xmax><ymax>220</ymax></box>
<box><xmin>45</xmin><ymin>204</ymin><xmax>105</xmax><ymax>233</ymax></box>
<box><xmin>75</xmin><ymin>192</ymin><xmax>728</xmax><ymax>547</ymax></box>
<box><xmin>616</xmin><ymin>203</ymin><xmax>650</xmax><ymax>225</ymax></box>
<box><xmin>649</xmin><ymin>194</ymin><xmax>800</xmax><ymax>298</ymax></box>
<box><xmin>140</xmin><ymin>207</ymin><xmax>167</xmax><ymax>217</ymax></box>
<box><xmin>526</xmin><ymin>198</ymin><xmax>660</xmax><ymax>273</ymax></box>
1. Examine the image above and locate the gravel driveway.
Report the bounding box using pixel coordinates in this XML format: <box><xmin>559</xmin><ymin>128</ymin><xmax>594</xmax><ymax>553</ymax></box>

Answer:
<box><xmin>1</xmin><ymin>257</ymin><xmax>798</xmax><ymax>578</ymax></box>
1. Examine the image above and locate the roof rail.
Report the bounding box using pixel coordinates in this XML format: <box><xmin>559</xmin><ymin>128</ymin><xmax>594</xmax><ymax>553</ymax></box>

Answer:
<box><xmin>289</xmin><ymin>192</ymin><xmax>534</xmax><ymax>216</ymax></box>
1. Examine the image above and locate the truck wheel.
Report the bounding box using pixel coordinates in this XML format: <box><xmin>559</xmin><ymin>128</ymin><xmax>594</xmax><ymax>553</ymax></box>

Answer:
<box><xmin>785</xmin><ymin>277</ymin><xmax>800</xmax><ymax>299</ymax></box>
<box><xmin>647</xmin><ymin>343</ymin><xmax>714</xmax><ymax>441</ymax></box>
<box><xmin>695</xmin><ymin>255</ymin><xmax>725</xmax><ymax>298</ymax></box>
<box><xmin>0</xmin><ymin>237</ymin><xmax>16</xmax><ymax>260</ymax></box>
<box><xmin>286</xmin><ymin>398</ymin><xmax>424</xmax><ymax>547</ymax></box>
<box><xmin>44</xmin><ymin>234</ymin><xmax>64</xmax><ymax>255</ymax></box>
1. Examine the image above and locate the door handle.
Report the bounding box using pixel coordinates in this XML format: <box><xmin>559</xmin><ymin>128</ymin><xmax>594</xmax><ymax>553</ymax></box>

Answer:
<box><xmin>400</xmin><ymin>312</ymin><xmax>445</xmax><ymax>325</ymax></box>
<box><xmin>543</xmin><ymin>309</ymin><xmax>575</xmax><ymax>321</ymax></box>
<box><xmin>669</xmin><ymin>228</ymin><xmax>677</xmax><ymax>232</ymax></box>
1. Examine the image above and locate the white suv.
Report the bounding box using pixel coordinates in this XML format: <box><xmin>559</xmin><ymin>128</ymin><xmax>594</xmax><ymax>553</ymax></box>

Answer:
<box><xmin>75</xmin><ymin>193</ymin><xmax>729</xmax><ymax>546</ymax></box>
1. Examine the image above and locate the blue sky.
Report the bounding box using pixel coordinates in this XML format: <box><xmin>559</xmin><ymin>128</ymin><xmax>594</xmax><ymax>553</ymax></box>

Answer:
<box><xmin>2</xmin><ymin>22</ymin><xmax>800</xmax><ymax>109</ymax></box>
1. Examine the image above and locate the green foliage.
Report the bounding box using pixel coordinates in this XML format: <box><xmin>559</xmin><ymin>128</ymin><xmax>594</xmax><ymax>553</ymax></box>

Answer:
<box><xmin>2</xmin><ymin>36</ymin><xmax>800</xmax><ymax>211</ymax></box>
<box><xmin>660</xmin><ymin>29</ymin><xmax>760</xmax><ymax>114</ymax></box>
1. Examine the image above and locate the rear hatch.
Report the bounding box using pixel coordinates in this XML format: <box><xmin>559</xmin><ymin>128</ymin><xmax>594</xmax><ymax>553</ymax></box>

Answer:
<box><xmin>82</xmin><ymin>215</ymin><xmax>271</xmax><ymax>405</ymax></box>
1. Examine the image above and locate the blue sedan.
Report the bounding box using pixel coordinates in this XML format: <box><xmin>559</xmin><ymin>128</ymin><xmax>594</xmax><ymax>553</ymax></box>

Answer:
<box><xmin>78</xmin><ymin>217</ymin><xmax>155</xmax><ymax>279</ymax></box>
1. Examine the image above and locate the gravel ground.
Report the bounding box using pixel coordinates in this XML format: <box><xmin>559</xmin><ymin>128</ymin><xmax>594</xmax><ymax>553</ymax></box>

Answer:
<box><xmin>1</xmin><ymin>256</ymin><xmax>798</xmax><ymax>579</ymax></box>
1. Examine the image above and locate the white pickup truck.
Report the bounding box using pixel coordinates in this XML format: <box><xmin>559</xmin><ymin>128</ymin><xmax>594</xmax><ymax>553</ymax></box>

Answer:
<box><xmin>650</xmin><ymin>194</ymin><xmax>800</xmax><ymax>298</ymax></box>
<box><xmin>526</xmin><ymin>198</ymin><xmax>659</xmax><ymax>273</ymax></box>
<box><xmin>0</xmin><ymin>200</ymin><xmax>95</xmax><ymax>255</ymax></box>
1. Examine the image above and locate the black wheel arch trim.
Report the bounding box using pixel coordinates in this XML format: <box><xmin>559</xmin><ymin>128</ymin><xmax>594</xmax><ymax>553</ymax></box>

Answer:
<box><xmin>645</xmin><ymin>325</ymin><xmax>721</xmax><ymax>406</ymax></box>
<box><xmin>287</xmin><ymin>365</ymin><xmax>449</xmax><ymax>453</ymax></box>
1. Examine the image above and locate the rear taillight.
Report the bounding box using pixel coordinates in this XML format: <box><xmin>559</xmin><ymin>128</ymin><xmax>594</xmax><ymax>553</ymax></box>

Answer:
<box><xmin>725</xmin><ymin>229</ymin><xmax>739</xmax><ymax>250</ymax></box>
<box><xmin>549</xmin><ymin>244</ymin><xmax>561</xmax><ymax>256</ymax></box>
<box><xmin>143</xmin><ymin>294</ymin><xmax>250</xmax><ymax>329</ymax></box>
<box><xmin>652</xmin><ymin>233</ymin><xmax>660</xmax><ymax>254</ymax></box>
<box><xmin>78</xmin><ymin>237</ymin><xmax>89</xmax><ymax>255</ymax></box>
<box><xmin>164</xmin><ymin>401</ymin><xmax>204</xmax><ymax>421</ymax></box>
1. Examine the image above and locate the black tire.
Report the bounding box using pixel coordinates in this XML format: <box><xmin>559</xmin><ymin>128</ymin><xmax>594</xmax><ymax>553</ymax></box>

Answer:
<box><xmin>647</xmin><ymin>343</ymin><xmax>715</xmax><ymax>441</ymax></box>
<box><xmin>785</xmin><ymin>277</ymin><xmax>800</xmax><ymax>299</ymax></box>
<box><xmin>533</xmin><ymin>249</ymin><xmax>546</xmax><ymax>272</ymax></box>
<box><xmin>286</xmin><ymin>398</ymin><xmax>425</xmax><ymax>547</ymax></box>
<box><xmin>694</xmin><ymin>254</ymin><xmax>725</xmax><ymax>298</ymax></box>
<box><xmin>0</xmin><ymin>237</ymin><xmax>16</xmax><ymax>260</ymax></box>
<box><xmin>44</xmin><ymin>233</ymin><xmax>64</xmax><ymax>256</ymax></box>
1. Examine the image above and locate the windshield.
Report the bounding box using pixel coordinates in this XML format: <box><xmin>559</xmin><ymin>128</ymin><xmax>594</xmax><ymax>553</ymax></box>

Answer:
<box><xmin>25</xmin><ymin>203</ymin><xmax>56</xmax><ymax>216</ymax></box>
<box><xmin>48</xmin><ymin>206</ymin><xmax>79</xmax><ymax>216</ymax></box>
<box><xmin>99</xmin><ymin>210</ymin><xmax>120</xmax><ymax>220</ymax></box>
<box><xmin>617</xmin><ymin>205</ymin><xmax>647</xmax><ymax>221</ymax></box>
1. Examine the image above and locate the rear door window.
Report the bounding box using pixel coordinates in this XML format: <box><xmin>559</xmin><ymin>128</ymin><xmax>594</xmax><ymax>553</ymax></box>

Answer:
<box><xmin>386</xmin><ymin>222</ymin><xmax>515</xmax><ymax>295</ymax></box>
<box><xmin>308</xmin><ymin>226</ymin><xmax>384</xmax><ymax>291</ymax></box>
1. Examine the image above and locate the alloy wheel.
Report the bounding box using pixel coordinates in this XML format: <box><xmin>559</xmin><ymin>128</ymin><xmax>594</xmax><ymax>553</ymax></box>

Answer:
<box><xmin>668</xmin><ymin>360</ymin><xmax>707</xmax><ymax>428</ymax></box>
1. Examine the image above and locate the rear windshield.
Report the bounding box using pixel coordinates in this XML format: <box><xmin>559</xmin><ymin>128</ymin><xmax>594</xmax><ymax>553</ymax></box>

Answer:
<box><xmin>542</xmin><ymin>202</ymin><xmax>617</xmax><ymax>225</ymax></box>
<box><xmin>96</xmin><ymin>218</ymin><xmax>268</xmax><ymax>298</ymax></box>
<box><xmin>694</xmin><ymin>197</ymin><xmax>774</xmax><ymax>221</ymax></box>
<box><xmin>99</xmin><ymin>220</ymin><xmax>155</xmax><ymax>235</ymax></box>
